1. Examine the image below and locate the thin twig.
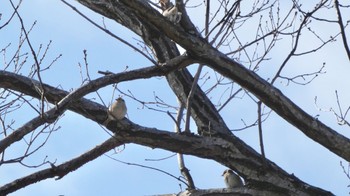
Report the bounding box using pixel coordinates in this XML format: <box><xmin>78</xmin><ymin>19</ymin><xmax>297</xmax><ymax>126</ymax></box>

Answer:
<box><xmin>60</xmin><ymin>0</ymin><xmax>157</xmax><ymax>65</ymax></box>
<box><xmin>334</xmin><ymin>0</ymin><xmax>350</xmax><ymax>62</ymax></box>
<box><xmin>184</xmin><ymin>64</ymin><xmax>202</xmax><ymax>133</ymax></box>
<box><xmin>105</xmin><ymin>154</ymin><xmax>190</xmax><ymax>187</ymax></box>
<box><xmin>183</xmin><ymin>0</ymin><xmax>211</xmax><ymax>133</ymax></box>
<box><xmin>174</xmin><ymin>99</ymin><xmax>195</xmax><ymax>189</ymax></box>
<box><xmin>257</xmin><ymin>101</ymin><xmax>266</xmax><ymax>168</ymax></box>
<box><xmin>271</xmin><ymin>1</ymin><xmax>329</xmax><ymax>84</ymax></box>
<box><xmin>10</xmin><ymin>0</ymin><xmax>46</xmax><ymax>116</ymax></box>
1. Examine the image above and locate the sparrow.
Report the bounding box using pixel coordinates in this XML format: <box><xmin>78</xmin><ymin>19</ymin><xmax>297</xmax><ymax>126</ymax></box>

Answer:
<box><xmin>222</xmin><ymin>169</ymin><xmax>244</xmax><ymax>188</ymax></box>
<box><xmin>108</xmin><ymin>97</ymin><xmax>127</xmax><ymax>120</ymax></box>
<box><xmin>159</xmin><ymin>0</ymin><xmax>171</xmax><ymax>10</ymax></box>
<box><xmin>162</xmin><ymin>5</ymin><xmax>182</xmax><ymax>24</ymax></box>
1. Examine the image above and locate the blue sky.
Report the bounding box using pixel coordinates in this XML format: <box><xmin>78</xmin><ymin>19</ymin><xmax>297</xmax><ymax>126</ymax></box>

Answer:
<box><xmin>1</xmin><ymin>0</ymin><xmax>350</xmax><ymax>195</ymax></box>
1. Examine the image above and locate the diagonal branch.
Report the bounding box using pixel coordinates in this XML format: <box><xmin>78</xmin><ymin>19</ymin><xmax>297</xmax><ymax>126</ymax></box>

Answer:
<box><xmin>106</xmin><ymin>119</ymin><xmax>332</xmax><ymax>195</ymax></box>
<box><xmin>0</xmin><ymin>137</ymin><xmax>124</xmax><ymax>195</ymax></box>
<box><xmin>334</xmin><ymin>0</ymin><xmax>350</xmax><ymax>62</ymax></box>
<box><xmin>114</xmin><ymin>0</ymin><xmax>350</xmax><ymax>162</ymax></box>
<box><xmin>75</xmin><ymin>0</ymin><xmax>232</xmax><ymax>136</ymax></box>
<box><xmin>0</xmin><ymin>69</ymin><xmax>332</xmax><ymax>195</ymax></box>
<box><xmin>173</xmin><ymin>100</ymin><xmax>195</xmax><ymax>189</ymax></box>
<box><xmin>0</xmin><ymin>55</ymin><xmax>192</xmax><ymax>153</ymax></box>
<box><xmin>61</xmin><ymin>0</ymin><xmax>157</xmax><ymax>64</ymax></box>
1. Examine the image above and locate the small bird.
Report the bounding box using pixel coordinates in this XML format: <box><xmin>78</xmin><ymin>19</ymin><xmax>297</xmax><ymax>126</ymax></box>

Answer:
<box><xmin>159</xmin><ymin>0</ymin><xmax>171</xmax><ymax>9</ymax></box>
<box><xmin>162</xmin><ymin>5</ymin><xmax>182</xmax><ymax>23</ymax></box>
<box><xmin>108</xmin><ymin>97</ymin><xmax>127</xmax><ymax>120</ymax></box>
<box><xmin>222</xmin><ymin>169</ymin><xmax>244</xmax><ymax>188</ymax></box>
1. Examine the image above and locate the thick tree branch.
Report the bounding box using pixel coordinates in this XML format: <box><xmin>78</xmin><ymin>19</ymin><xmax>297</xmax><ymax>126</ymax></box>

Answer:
<box><xmin>2</xmin><ymin>0</ymin><xmax>347</xmax><ymax>195</ymax></box>
<box><xmin>107</xmin><ymin>119</ymin><xmax>332</xmax><ymax>195</ymax></box>
<box><xmin>0</xmin><ymin>137</ymin><xmax>124</xmax><ymax>195</ymax></box>
<box><xmin>67</xmin><ymin>1</ymin><xmax>342</xmax><ymax>194</ymax></box>
<box><xmin>0</xmin><ymin>56</ymin><xmax>192</xmax><ymax>152</ymax></box>
<box><xmin>112</xmin><ymin>0</ymin><xmax>350</xmax><ymax>162</ymax></box>
<box><xmin>0</xmin><ymin>71</ymin><xmax>332</xmax><ymax>195</ymax></box>
<box><xmin>75</xmin><ymin>0</ymin><xmax>231</xmax><ymax>136</ymax></box>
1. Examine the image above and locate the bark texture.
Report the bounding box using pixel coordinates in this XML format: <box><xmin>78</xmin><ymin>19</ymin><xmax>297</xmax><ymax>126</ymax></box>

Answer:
<box><xmin>1</xmin><ymin>0</ymin><xmax>348</xmax><ymax>195</ymax></box>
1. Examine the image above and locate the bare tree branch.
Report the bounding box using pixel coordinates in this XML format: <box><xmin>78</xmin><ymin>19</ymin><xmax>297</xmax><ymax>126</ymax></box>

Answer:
<box><xmin>0</xmin><ymin>55</ymin><xmax>192</xmax><ymax>153</ymax></box>
<box><xmin>2</xmin><ymin>0</ymin><xmax>349</xmax><ymax>195</ymax></box>
<box><xmin>334</xmin><ymin>0</ymin><xmax>350</xmax><ymax>62</ymax></box>
<box><xmin>110</xmin><ymin>0</ymin><xmax>350</xmax><ymax>162</ymax></box>
<box><xmin>0</xmin><ymin>137</ymin><xmax>123</xmax><ymax>195</ymax></box>
<box><xmin>9</xmin><ymin>0</ymin><xmax>46</xmax><ymax>116</ymax></box>
<box><xmin>173</xmin><ymin>100</ymin><xmax>195</xmax><ymax>189</ymax></box>
<box><xmin>257</xmin><ymin>101</ymin><xmax>266</xmax><ymax>168</ymax></box>
<box><xmin>0</xmin><ymin>67</ymin><xmax>332</xmax><ymax>195</ymax></box>
<box><xmin>61</xmin><ymin>0</ymin><xmax>158</xmax><ymax>65</ymax></box>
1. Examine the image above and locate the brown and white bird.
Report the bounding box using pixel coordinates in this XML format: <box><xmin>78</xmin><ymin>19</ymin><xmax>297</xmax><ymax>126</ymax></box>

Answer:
<box><xmin>222</xmin><ymin>169</ymin><xmax>244</xmax><ymax>188</ymax></box>
<box><xmin>108</xmin><ymin>97</ymin><xmax>127</xmax><ymax>120</ymax></box>
<box><xmin>159</xmin><ymin>0</ymin><xmax>171</xmax><ymax>9</ymax></box>
<box><xmin>162</xmin><ymin>5</ymin><xmax>182</xmax><ymax>23</ymax></box>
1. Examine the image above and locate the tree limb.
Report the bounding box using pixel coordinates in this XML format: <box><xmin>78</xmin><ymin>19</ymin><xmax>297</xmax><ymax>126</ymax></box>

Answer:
<box><xmin>334</xmin><ymin>0</ymin><xmax>350</xmax><ymax>62</ymax></box>
<box><xmin>113</xmin><ymin>0</ymin><xmax>350</xmax><ymax>162</ymax></box>
<box><xmin>0</xmin><ymin>71</ymin><xmax>332</xmax><ymax>195</ymax></box>
<box><xmin>0</xmin><ymin>137</ymin><xmax>124</xmax><ymax>195</ymax></box>
<box><xmin>0</xmin><ymin>56</ymin><xmax>192</xmax><ymax>152</ymax></box>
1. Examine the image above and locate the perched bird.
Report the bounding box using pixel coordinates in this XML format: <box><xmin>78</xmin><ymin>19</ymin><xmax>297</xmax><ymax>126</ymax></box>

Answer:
<box><xmin>162</xmin><ymin>5</ymin><xmax>182</xmax><ymax>23</ymax></box>
<box><xmin>108</xmin><ymin>97</ymin><xmax>127</xmax><ymax>120</ymax></box>
<box><xmin>222</xmin><ymin>169</ymin><xmax>244</xmax><ymax>188</ymax></box>
<box><xmin>159</xmin><ymin>0</ymin><xmax>171</xmax><ymax>10</ymax></box>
